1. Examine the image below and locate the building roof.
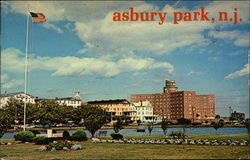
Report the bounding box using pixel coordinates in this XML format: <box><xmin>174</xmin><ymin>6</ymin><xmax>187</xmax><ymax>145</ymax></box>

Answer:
<box><xmin>55</xmin><ymin>97</ymin><xmax>81</xmax><ymax>101</ymax></box>
<box><xmin>0</xmin><ymin>92</ymin><xmax>34</xmax><ymax>98</ymax></box>
<box><xmin>87</xmin><ymin>99</ymin><xmax>130</xmax><ymax>104</ymax></box>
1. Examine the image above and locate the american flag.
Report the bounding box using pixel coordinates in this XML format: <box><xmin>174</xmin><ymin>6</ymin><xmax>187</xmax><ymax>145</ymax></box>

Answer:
<box><xmin>30</xmin><ymin>12</ymin><xmax>46</xmax><ymax>23</ymax></box>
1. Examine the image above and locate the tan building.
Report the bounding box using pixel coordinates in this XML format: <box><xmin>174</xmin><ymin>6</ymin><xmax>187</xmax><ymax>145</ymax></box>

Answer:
<box><xmin>87</xmin><ymin>99</ymin><xmax>138</xmax><ymax>124</ymax></box>
<box><xmin>131</xmin><ymin>80</ymin><xmax>215</xmax><ymax>122</ymax></box>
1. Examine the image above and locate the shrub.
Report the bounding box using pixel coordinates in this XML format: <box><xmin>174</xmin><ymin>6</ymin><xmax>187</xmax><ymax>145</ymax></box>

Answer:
<box><xmin>63</xmin><ymin>130</ymin><xmax>70</xmax><ymax>138</ymax></box>
<box><xmin>169</xmin><ymin>131</ymin><xmax>187</xmax><ymax>139</ymax></box>
<box><xmin>70</xmin><ymin>130</ymin><xmax>87</xmax><ymax>141</ymax></box>
<box><xmin>110</xmin><ymin>132</ymin><xmax>123</xmax><ymax>140</ymax></box>
<box><xmin>49</xmin><ymin>141</ymin><xmax>72</xmax><ymax>150</ymax></box>
<box><xmin>33</xmin><ymin>136</ymin><xmax>47</xmax><ymax>145</ymax></box>
<box><xmin>14</xmin><ymin>131</ymin><xmax>35</xmax><ymax>142</ymax></box>
<box><xmin>33</xmin><ymin>137</ymin><xmax>65</xmax><ymax>145</ymax></box>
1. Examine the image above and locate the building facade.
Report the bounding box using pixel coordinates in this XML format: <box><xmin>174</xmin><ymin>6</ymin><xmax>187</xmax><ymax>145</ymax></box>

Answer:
<box><xmin>87</xmin><ymin>99</ymin><xmax>138</xmax><ymax>124</ymax></box>
<box><xmin>131</xmin><ymin>80</ymin><xmax>215</xmax><ymax>122</ymax></box>
<box><xmin>55</xmin><ymin>92</ymin><xmax>82</xmax><ymax>107</ymax></box>
<box><xmin>0</xmin><ymin>92</ymin><xmax>36</xmax><ymax>108</ymax></box>
<box><xmin>132</xmin><ymin>101</ymin><xmax>162</xmax><ymax>124</ymax></box>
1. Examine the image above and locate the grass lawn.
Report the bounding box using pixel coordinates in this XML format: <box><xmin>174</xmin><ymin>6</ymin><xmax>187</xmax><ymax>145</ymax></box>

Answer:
<box><xmin>0</xmin><ymin>134</ymin><xmax>249</xmax><ymax>159</ymax></box>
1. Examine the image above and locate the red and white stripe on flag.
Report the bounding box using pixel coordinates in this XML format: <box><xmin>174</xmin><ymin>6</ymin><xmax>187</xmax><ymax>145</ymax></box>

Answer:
<box><xmin>30</xmin><ymin>12</ymin><xmax>46</xmax><ymax>23</ymax></box>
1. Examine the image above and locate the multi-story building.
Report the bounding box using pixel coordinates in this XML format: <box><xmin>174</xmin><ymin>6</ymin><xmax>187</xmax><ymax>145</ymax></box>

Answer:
<box><xmin>87</xmin><ymin>99</ymin><xmax>138</xmax><ymax>124</ymax></box>
<box><xmin>132</xmin><ymin>101</ymin><xmax>162</xmax><ymax>124</ymax></box>
<box><xmin>131</xmin><ymin>80</ymin><xmax>215</xmax><ymax>122</ymax></box>
<box><xmin>55</xmin><ymin>92</ymin><xmax>82</xmax><ymax>107</ymax></box>
<box><xmin>0</xmin><ymin>92</ymin><xmax>36</xmax><ymax>108</ymax></box>
<box><xmin>35</xmin><ymin>92</ymin><xmax>82</xmax><ymax>107</ymax></box>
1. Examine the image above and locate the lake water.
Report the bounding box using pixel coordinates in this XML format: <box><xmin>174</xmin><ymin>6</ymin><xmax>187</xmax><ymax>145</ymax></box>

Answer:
<box><xmin>1</xmin><ymin>127</ymin><xmax>247</xmax><ymax>139</ymax></box>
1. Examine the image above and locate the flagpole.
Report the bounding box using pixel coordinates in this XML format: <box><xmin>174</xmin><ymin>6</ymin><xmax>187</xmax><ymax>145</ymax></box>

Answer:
<box><xmin>24</xmin><ymin>2</ymin><xmax>29</xmax><ymax>131</ymax></box>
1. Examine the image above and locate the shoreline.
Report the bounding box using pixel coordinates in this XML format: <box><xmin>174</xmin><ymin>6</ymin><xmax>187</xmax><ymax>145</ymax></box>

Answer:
<box><xmin>6</xmin><ymin>124</ymin><xmax>245</xmax><ymax>133</ymax></box>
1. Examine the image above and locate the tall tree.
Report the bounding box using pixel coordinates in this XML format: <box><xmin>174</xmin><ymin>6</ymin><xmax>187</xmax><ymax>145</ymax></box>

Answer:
<box><xmin>35</xmin><ymin>100</ymin><xmax>62</xmax><ymax>127</ymax></box>
<box><xmin>147</xmin><ymin>123</ymin><xmax>153</xmax><ymax>136</ymax></box>
<box><xmin>3</xmin><ymin>98</ymin><xmax>37</xmax><ymax>125</ymax></box>
<box><xmin>213</xmin><ymin>121</ymin><xmax>224</xmax><ymax>134</ymax></box>
<box><xmin>4</xmin><ymin>98</ymin><xmax>23</xmax><ymax>124</ymax></box>
<box><xmin>113</xmin><ymin>119</ymin><xmax>124</xmax><ymax>133</ymax></box>
<box><xmin>80</xmin><ymin>105</ymin><xmax>111</xmax><ymax>137</ymax></box>
<box><xmin>245</xmin><ymin>119</ymin><xmax>250</xmax><ymax>158</ymax></box>
<box><xmin>0</xmin><ymin>108</ymin><xmax>13</xmax><ymax>138</ymax></box>
<box><xmin>161</xmin><ymin>119</ymin><xmax>170</xmax><ymax>135</ymax></box>
<box><xmin>215</xmin><ymin>115</ymin><xmax>220</xmax><ymax>119</ymax></box>
<box><xmin>177</xmin><ymin>118</ymin><xmax>191</xmax><ymax>134</ymax></box>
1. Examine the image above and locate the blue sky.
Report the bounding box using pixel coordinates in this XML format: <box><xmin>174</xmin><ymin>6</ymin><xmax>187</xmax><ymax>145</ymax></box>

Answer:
<box><xmin>1</xmin><ymin>1</ymin><xmax>249</xmax><ymax>117</ymax></box>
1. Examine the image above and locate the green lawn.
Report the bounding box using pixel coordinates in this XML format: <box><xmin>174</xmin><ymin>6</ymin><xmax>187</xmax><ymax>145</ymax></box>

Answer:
<box><xmin>0</xmin><ymin>134</ymin><xmax>249</xmax><ymax>159</ymax></box>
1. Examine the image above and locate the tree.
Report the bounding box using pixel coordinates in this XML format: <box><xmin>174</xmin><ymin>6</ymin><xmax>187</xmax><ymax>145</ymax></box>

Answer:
<box><xmin>137</xmin><ymin>119</ymin><xmax>141</xmax><ymax>126</ymax></box>
<box><xmin>213</xmin><ymin>121</ymin><xmax>224</xmax><ymax>134</ymax></box>
<box><xmin>245</xmin><ymin>119</ymin><xmax>250</xmax><ymax>160</ymax></box>
<box><xmin>3</xmin><ymin>98</ymin><xmax>38</xmax><ymax>126</ymax></box>
<box><xmin>177</xmin><ymin>118</ymin><xmax>191</xmax><ymax>134</ymax></box>
<box><xmin>161</xmin><ymin>119</ymin><xmax>170</xmax><ymax>135</ymax></box>
<box><xmin>215</xmin><ymin>115</ymin><xmax>220</xmax><ymax>119</ymax></box>
<box><xmin>4</xmin><ymin>98</ymin><xmax>24</xmax><ymax>124</ymax></box>
<box><xmin>0</xmin><ymin>108</ymin><xmax>13</xmax><ymax>138</ymax></box>
<box><xmin>80</xmin><ymin>105</ymin><xmax>111</xmax><ymax>137</ymax></box>
<box><xmin>113</xmin><ymin>119</ymin><xmax>124</xmax><ymax>133</ymax></box>
<box><xmin>147</xmin><ymin>123</ymin><xmax>153</xmax><ymax>136</ymax></box>
<box><xmin>205</xmin><ymin>120</ymin><xmax>209</xmax><ymax>125</ymax></box>
<box><xmin>245</xmin><ymin>119</ymin><xmax>250</xmax><ymax>134</ymax></box>
<box><xmin>35</xmin><ymin>100</ymin><xmax>63</xmax><ymax>127</ymax></box>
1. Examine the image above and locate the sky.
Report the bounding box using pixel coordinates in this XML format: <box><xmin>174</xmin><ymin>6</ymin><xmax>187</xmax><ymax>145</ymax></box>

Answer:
<box><xmin>1</xmin><ymin>1</ymin><xmax>249</xmax><ymax>117</ymax></box>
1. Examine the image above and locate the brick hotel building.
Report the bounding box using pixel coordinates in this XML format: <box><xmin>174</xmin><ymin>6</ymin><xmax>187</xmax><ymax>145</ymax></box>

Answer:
<box><xmin>131</xmin><ymin>80</ymin><xmax>215</xmax><ymax>122</ymax></box>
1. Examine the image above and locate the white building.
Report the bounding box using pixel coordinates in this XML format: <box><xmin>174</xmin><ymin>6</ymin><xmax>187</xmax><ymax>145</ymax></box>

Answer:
<box><xmin>55</xmin><ymin>92</ymin><xmax>82</xmax><ymax>107</ymax></box>
<box><xmin>132</xmin><ymin>101</ymin><xmax>162</xmax><ymax>124</ymax></box>
<box><xmin>0</xmin><ymin>92</ymin><xmax>36</xmax><ymax>108</ymax></box>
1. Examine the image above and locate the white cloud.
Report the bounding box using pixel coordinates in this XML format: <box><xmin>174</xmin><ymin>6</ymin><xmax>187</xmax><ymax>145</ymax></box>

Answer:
<box><xmin>43</xmin><ymin>23</ymin><xmax>63</xmax><ymax>34</ymax></box>
<box><xmin>234</xmin><ymin>34</ymin><xmax>249</xmax><ymax>47</ymax></box>
<box><xmin>1</xmin><ymin>73</ymin><xmax>23</xmax><ymax>89</ymax></box>
<box><xmin>1</xmin><ymin>74</ymin><xmax>9</xmax><ymax>83</ymax></box>
<box><xmin>2</xmin><ymin>79</ymin><xmax>23</xmax><ymax>89</ymax></box>
<box><xmin>209</xmin><ymin>57</ymin><xmax>221</xmax><ymax>61</ymax></box>
<box><xmin>3</xmin><ymin>1</ymin><xmax>249</xmax><ymax>56</ymax></box>
<box><xmin>75</xmin><ymin>18</ymin><xmax>212</xmax><ymax>55</ymax></box>
<box><xmin>1</xmin><ymin>48</ymin><xmax>25</xmax><ymax>72</ymax></box>
<box><xmin>208</xmin><ymin>30</ymin><xmax>249</xmax><ymax>47</ymax></box>
<box><xmin>187</xmin><ymin>71</ymin><xmax>205</xmax><ymax>76</ymax></box>
<box><xmin>1</xmin><ymin>48</ymin><xmax>174</xmax><ymax>78</ymax></box>
<box><xmin>208</xmin><ymin>30</ymin><xmax>241</xmax><ymax>40</ymax></box>
<box><xmin>225</xmin><ymin>64</ymin><xmax>249</xmax><ymax>79</ymax></box>
<box><xmin>3</xmin><ymin>1</ymin><xmax>66</xmax><ymax>22</ymax></box>
<box><xmin>196</xmin><ymin>1</ymin><xmax>249</xmax><ymax>29</ymax></box>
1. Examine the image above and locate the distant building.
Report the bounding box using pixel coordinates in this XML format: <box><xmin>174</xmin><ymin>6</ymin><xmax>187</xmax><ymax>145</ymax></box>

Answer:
<box><xmin>231</xmin><ymin>111</ymin><xmax>245</xmax><ymax>121</ymax></box>
<box><xmin>35</xmin><ymin>92</ymin><xmax>82</xmax><ymax>107</ymax></box>
<box><xmin>132</xmin><ymin>101</ymin><xmax>162</xmax><ymax>124</ymax></box>
<box><xmin>55</xmin><ymin>92</ymin><xmax>82</xmax><ymax>107</ymax></box>
<box><xmin>0</xmin><ymin>92</ymin><xmax>36</xmax><ymax>108</ymax></box>
<box><xmin>87</xmin><ymin>99</ymin><xmax>138</xmax><ymax>124</ymax></box>
<box><xmin>131</xmin><ymin>80</ymin><xmax>215</xmax><ymax>122</ymax></box>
